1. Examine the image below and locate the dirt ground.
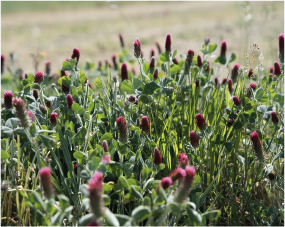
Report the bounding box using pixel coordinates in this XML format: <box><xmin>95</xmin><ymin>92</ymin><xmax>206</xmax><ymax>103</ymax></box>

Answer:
<box><xmin>1</xmin><ymin>1</ymin><xmax>284</xmax><ymax>75</ymax></box>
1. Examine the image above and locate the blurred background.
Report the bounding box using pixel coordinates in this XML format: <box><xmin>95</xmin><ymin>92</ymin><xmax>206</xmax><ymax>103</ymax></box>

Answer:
<box><xmin>1</xmin><ymin>1</ymin><xmax>284</xmax><ymax>76</ymax></box>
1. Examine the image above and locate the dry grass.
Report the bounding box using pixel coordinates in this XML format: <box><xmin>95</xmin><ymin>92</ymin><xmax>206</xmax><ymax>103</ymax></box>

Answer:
<box><xmin>1</xmin><ymin>1</ymin><xmax>284</xmax><ymax>74</ymax></box>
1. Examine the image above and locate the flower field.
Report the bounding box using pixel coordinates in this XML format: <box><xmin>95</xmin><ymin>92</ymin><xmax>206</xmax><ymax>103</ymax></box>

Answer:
<box><xmin>1</xmin><ymin>29</ymin><xmax>284</xmax><ymax>226</ymax></box>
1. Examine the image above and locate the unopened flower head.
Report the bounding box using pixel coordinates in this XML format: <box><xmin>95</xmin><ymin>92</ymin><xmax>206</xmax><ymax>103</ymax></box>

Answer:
<box><xmin>228</xmin><ymin>79</ymin><xmax>233</xmax><ymax>92</ymax></box>
<box><xmin>102</xmin><ymin>140</ymin><xmax>109</xmax><ymax>153</ymax></box>
<box><xmin>232</xmin><ymin>96</ymin><xmax>242</xmax><ymax>106</ymax></box>
<box><xmin>141</xmin><ymin>116</ymin><xmax>150</xmax><ymax>134</ymax></box>
<box><xmin>45</xmin><ymin>101</ymin><xmax>52</xmax><ymax>111</ymax></box>
<box><xmin>173</xmin><ymin>58</ymin><xmax>179</xmax><ymax>65</ymax></box>
<box><xmin>135</xmin><ymin>98</ymin><xmax>139</xmax><ymax>105</ymax></box>
<box><xmin>13</xmin><ymin>98</ymin><xmax>31</xmax><ymax>128</ymax></box>
<box><xmin>273</xmin><ymin>61</ymin><xmax>282</xmax><ymax>76</ymax></box>
<box><xmin>150</xmin><ymin>56</ymin><xmax>155</xmax><ymax>68</ymax></box>
<box><xmin>121</xmin><ymin>63</ymin><xmax>128</xmax><ymax>81</ymax></box>
<box><xmin>39</xmin><ymin>167</ymin><xmax>55</xmax><ymax>200</ymax></box>
<box><xmin>250</xmin><ymin>131</ymin><xmax>265</xmax><ymax>161</ymax></box>
<box><xmin>1</xmin><ymin>54</ymin><xmax>5</xmax><ymax>74</ymax></box>
<box><xmin>33</xmin><ymin>89</ymin><xmax>39</xmax><ymax>100</ymax></box>
<box><xmin>71</xmin><ymin>48</ymin><xmax>80</xmax><ymax>65</ymax></box>
<box><xmin>116</xmin><ymin>116</ymin><xmax>128</xmax><ymax>143</ymax></box>
<box><xmin>178</xmin><ymin>153</ymin><xmax>189</xmax><ymax>169</ymax></box>
<box><xmin>155</xmin><ymin>41</ymin><xmax>162</xmax><ymax>54</ymax></box>
<box><xmin>160</xmin><ymin>177</ymin><xmax>172</xmax><ymax>189</ymax></box>
<box><xmin>231</xmin><ymin>64</ymin><xmax>239</xmax><ymax>83</ymax></box>
<box><xmin>220</xmin><ymin>40</ymin><xmax>227</xmax><ymax>57</ymax></box>
<box><xmin>222</xmin><ymin>78</ymin><xmax>227</xmax><ymax>85</ymax></box>
<box><xmin>49</xmin><ymin>112</ymin><xmax>59</xmax><ymax>126</ymax></box>
<box><xmin>278</xmin><ymin>33</ymin><xmax>284</xmax><ymax>63</ymax></box>
<box><xmin>66</xmin><ymin>94</ymin><xmax>74</xmax><ymax>109</ymax></box>
<box><xmin>197</xmin><ymin>55</ymin><xmax>203</xmax><ymax>67</ymax></box>
<box><xmin>4</xmin><ymin>91</ymin><xmax>13</xmax><ymax>109</ymax></box>
<box><xmin>268</xmin><ymin>172</ymin><xmax>275</xmax><ymax>181</ymax></box>
<box><xmin>196</xmin><ymin>113</ymin><xmax>207</xmax><ymax>131</ymax></box>
<box><xmin>249</xmin><ymin>83</ymin><xmax>256</xmax><ymax>91</ymax></box>
<box><xmin>150</xmin><ymin>48</ymin><xmax>155</xmax><ymax>58</ymax></box>
<box><xmin>39</xmin><ymin>104</ymin><xmax>47</xmax><ymax>114</ymax></box>
<box><xmin>74</xmin><ymin>163</ymin><xmax>78</xmax><ymax>175</ymax></box>
<box><xmin>45</xmin><ymin>61</ymin><xmax>51</xmax><ymax>75</ymax></box>
<box><xmin>153</xmin><ymin>67</ymin><xmax>158</xmax><ymax>80</ymax></box>
<box><xmin>34</xmin><ymin>71</ymin><xmax>44</xmax><ymax>84</ymax></box>
<box><xmin>214</xmin><ymin>77</ymin><xmax>219</xmax><ymax>88</ymax></box>
<box><xmin>271</xmin><ymin>111</ymin><xmax>279</xmax><ymax>125</ymax></box>
<box><xmin>112</xmin><ymin>54</ymin><xmax>118</xmax><ymax>71</ymax></box>
<box><xmin>183</xmin><ymin>49</ymin><xmax>194</xmax><ymax>75</ymax></box>
<box><xmin>119</xmin><ymin>33</ymin><xmax>124</xmax><ymax>48</ymax></box>
<box><xmin>269</xmin><ymin>67</ymin><xmax>273</xmax><ymax>73</ymax></box>
<box><xmin>190</xmin><ymin>130</ymin><xmax>199</xmax><ymax>148</ymax></box>
<box><xmin>89</xmin><ymin>172</ymin><xmax>104</xmax><ymax>218</ymax></box>
<box><xmin>165</xmin><ymin>33</ymin><xmax>172</xmax><ymax>52</ymax></box>
<box><xmin>227</xmin><ymin>118</ymin><xmax>235</xmax><ymax>127</ymax></box>
<box><xmin>61</xmin><ymin>83</ymin><xmax>69</xmax><ymax>94</ymax></box>
<box><xmin>169</xmin><ymin>168</ymin><xmax>186</xmax><ymax>182</ymax></box>
<box><xmin>204</xmin><ymin>61</ymin><xmax>210</xmax><ymax>73</ymax></box>
<box><xmin>134</xmin><ymin>39</ymin><xmax>141</xmax><ymax>58</ymax></box>
<box><xmin>153</xmin><ymin>147</ymin><xmax>162</xmax><ymax>165</ymax></box>
<box><xmin>195</xmin><ymin>80</ymin><xmax>199</xmax><ymax>88</ymax></box>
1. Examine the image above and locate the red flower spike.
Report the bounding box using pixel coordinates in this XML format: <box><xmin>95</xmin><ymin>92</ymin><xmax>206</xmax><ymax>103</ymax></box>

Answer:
<box><xmin>141</xmin><ymin>116</ymin><xmax>150</xmax><ymax>134</ymax></box>
<box><xmin>160</xmin><ymin>177</ymin><xmax>172</xmax><ymax>189</ymax></box>
<box><xmin>153</xmin><ymin>67</ymin><xmax>158</xmax><ymax>80</ymax></box>
<box><xmin>101</xmin><ymin>155</ymin><xmax>110</xmax><ymax>165</ymax></box>
<box><xmin>278</xmin><ymin>33</ymin><xmax>284</xmax><ymax>63</ymax></box>
<box><xmin>227</xmin><ymin>118</ymin><xmax>235</xmax><ymax>127</ymax></box>
<box><xmin>196</xmin><ymin>113</ymin><xmax>207</xmax><ymax>131</ymax></box>
<box><xmin>197</xmin><ymin>55</ymin><xmax>203</xmax><ymax>67</ymax></box>
<box><xmin>249</xmin><ymin>83</ymin><xmax>256</xmax><ymax>91</ymax></box>
<box><xmin>60</xmin><ymin>68</ymin><xmax>67</xmax><ymax>77</ymax></box>
<box><xmin>61</xmin><ymin>82</ymin><xmax>69</xmax><ymax>94</ymax></box>
<box><xmin>34</xmin><ymin>71</ymin><xmax>44</xmax><ymax>84</ymax></box>
<box><xmin>71</xmin><ymin>48</ymin><xmax>80</xmax><ymax>65</ymax></box>
<box><xmin>66</xmin><ymin>94</ymin><xmax>74</xmax><ymax>109</ymax></box>
<box><xmin>220</xmin><ymin>40</ymin><xmax>227</xmax><ymax>57</ymax></box>
<box><xmin>33</xmin><ymin>89</ymin><xmax>39</xmax><ymax>100</ymax></box>
<box><xmin>178</xmin><ymin>153</ymin><xmax>189</xmax><ymax>169</ymax></box>
<box><xmin>112</xmin><ymin>54</ymin><xmax>118</xmax><ymax>71</ymax></box>
<box><xmin>116</xmin><ymin>116</ymin><xmax>128</xmax><ymax>143</ymax></box>
<box><xmin>183</xmin><ymin>49</ymin><xmax>195</xmax><ymax>75</ymax></box>
<box><xmin>45</xmin><ymin>61</ymin><xmax>51</xmax><ymax>75</ymax></box>
<box><xmin>89</xmin><ymin>172</ymin><xmax>104</xmax><ymax>219</ymax></box>
<box><xmin>39</xmin><ymin>167</ymin><xmax>55</xmax><ymax>200</ymax></box>
<box><xmin>119</xmin><ymin>33</ymin><xmax>124</xmax><ymax>48</ymax></box>
<box><xmin>121</xmin><ymin>63</ymin><xmax>129</xmax><ymax>81</ymax></box>
<box><xmin>232</xmin><ymin>96</ymin><xmax>242</xmax><ymax>106</ymax></box>
<box><xmin>153</xmin><ymin>147</ymin><xmax>162</xmax><ymax>165</ymax></box>
<box><xmin>150</xmin><ymin>48</ymin><xmax>155</xmax><ymax>58</ymax></box>
<box><xmin>155</xmin><ymin>41</ymin><xmax>162</xmax><ymax>54</ymax></box>
<box><xmin>13</xmin><ymin>98</ymin><xmax>31</xmax><ymax>128</ymax></box>
<box><xmin>214</xmin><ymin>77</ymin><xmax>219</xmax><ymax>88</ymax></box>
<box><xmin>222</xmin><ymin>78</ymin><xmax>227</xmax><ymax>85</ymax></box>
<box><xmin>169</xmin><ymin>168</ymin><xmax>186</xmax><ymax>182</ymax></box>
<box><xmin>102</xmin><ymin>140</ymin><xmax>109</xmax><ymax>153</ymax></box>
<box><xmin>165</xmin><ymin>33</ymin><xmax>171</xmax><ymax>52</ymax></box>
<box><xmin>231</xmin><ymin>64</ymin><xmax>239</xmax><ymax>83</ymax></box>
<box><xmin>134</xmin><ymin>39</ymin><xmax>141</xmax><ymax>59</ymax></box>
<box><xmin>49</xmin><ymin>112</ymin><xmax>59</xmax><ymax>126</ymax></box>
<box><xmin>271</xmin><ymin>111</ymin><xmax>279</xmax><ymax>125</ymax></box>
<box><xmin>4</xmin><ymin>91</ymin><xmax>13</xmax><ymax>109</ymax></box>
<box><xmin>274</xmin><ymin>61</ymin><xmax>282</xmax><ymax>76</ymax></box>
<box><xmin>228</xmin><ymin>79</ymin><xmax>233</xmax><ymax>92</ymax></box>
<box><xmin>190</xmin><ymin>131</ymin><xmax>199</xmax><ymax>148</ymax></box>
<box><xmin>150</xmin><ymin>56</ymin><xmax>155</xmax><ymax>68</ymax></box>
<box><xmin>250</xmin><ymin>131</ymin><xmax>265</xmax><ymax>161</ymax></box>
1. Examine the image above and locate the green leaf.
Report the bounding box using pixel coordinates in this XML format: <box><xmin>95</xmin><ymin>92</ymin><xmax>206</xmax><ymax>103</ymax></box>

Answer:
<box><xmin>104</xmin><ymin>208</ymin><xmax>119</xmax><ymax>226</ymax></box>
<box><xmin>130</xmin><ymin>185</ymin><xmax>143</xmax><ymax>199</ymax></box>
<box><xmin>118</xmin><ymin>176</ymin><xmax>129</xmax><ymax>190</ymax></box>
<box><xmin>131</xmin><ymin>205</ymin><xmax>151</xmax><ymax>223</ymax></box>
<box><xmin>79</xmin><ymin>72</ymin><xmax>87</xmax><ymax>84</ymax></box>
<box><xmin>257</xmin><ymin>105</ymin><xmax>267</xmax><ymax>114</ymax></box>
<box><xmin>160</xmin><ymin>52</ymin><xmax>170</xmax><ymax>62</ymax></box>
<box><xmin>33</xmin><ymin>191</ymin><xmax>46</xmax><ymax>212</ymax></box>
<box><xmin>62</xmin><ymin>61</ymin><xmax>73</xmax><ymax>71</ymax></box>
<box><xmin>143</xmin><ymin>63</ymin><xmax>150</xmax><ymax>75</ymax></box>
<box><xmin>271</xmin><ymin>150</ymin><xmax>284</xmax><ymax>165</ymax></box>
<box><xmin>139</xmin><ymin>95</ymin><xmax>150</xmax><ymax>104</ymax></box>
<box><xmin>225</xmin><ymin>142</ymin><xmax>234</xmax><ymax>152</ymax></box>
<box><xmin>72</xmin><ymin>103</ymin><xmax>79</xmax><ymax>114</ymax></box>
<box><xmin>78</xmin><ymin>214</ymin><xmax>94</xmax><ymax>226</ymax></box>
<box><xmin>207</xmin><ymin>43</ymin><xmax>217</xmax><ymax>54</ymax></box>
<box><xmin>40</xmin><ymin>134</ymin><xmax>57</xmax><ymax>148</ymax></box>
<box><xmin>96</xmin><ymin>77</ymin><xmax>103</xmax><ymax>88</ymax></box>
<box><xmin>62</xmin><ymin>76</ymin><xmax>71</xmax><ymax>87</ymax></box>
<box><xmin>143</xmin><ymin>81</ymin><xmax>160</xmax><ymax>95</ymax></box>
<box><xmin>169</xmin><ymin>202</ymin><xmax>181</xmax><ymax>215</ymax></box>
<box><xmin>186</xmin><ymin>207</ymin><xmax>202</xmax><ymax>225</ymax></box>
<box><xmin>100</xmin><ymin>133</ymin><xmax>113</xmax><ymax>142</ymax></box>
<box><xmin>132</xmin><ymin>77</ymin><xmax>142</xmax><ymax>90</ymax></box>
<box><xmin>228</xmin><ymin>53</ymin><xmax>236</xmax><ymax>63</ymax></box>
<box><xmin>214</xmin><ymin>55</ymin><xmax>226</xmax><ymax>65</ymax></box>
<box><xmin>1</xmin><ymin>126</ymin><xmax>13</xmax><ymax>138</ymax></box>
<box><xmin>202</xmin><ymin>210</ymin><xmax>221</xmax><ymax>221</ymax></box>
<box><xmin>1</xmin><ymin>151</ymin><xmax>10</xmax><ymax>160</ymax></box>
<box><xmin>73</xmin><ymin>151</ymin><xmax>87</xmax><ymax>159</ymax></box>
<box><xmin>161</xmin><ymin>63</ymin><xmax>167</xmax><ymax>72</ymax></box>
<box><xmin>255</xmin><ymin>88</ymin><xmax>264</xmax><ymax>101</ymax></box>
<box><xmin>78</xmin><ymin>107</ymin><xmax>85</xmax><ymax>115</ymax></box>
<box><xmin>172</xmin><ymin>49</ymin><xmax>178</xmax><ymax>59</ymax></box>
<box><xmin>120</xmin><ymin>80</ymin><xmax>134</xmax><ymax>94</ymax></box>
<box><xmin>115</xmin><ymin>214</ymin><xmax>130</xmax><ymax>226</ymax></box>
<box><xmin>103</xmin><ymin>194</ymin><xmax>111</xmax><ymax>206</ymax></box>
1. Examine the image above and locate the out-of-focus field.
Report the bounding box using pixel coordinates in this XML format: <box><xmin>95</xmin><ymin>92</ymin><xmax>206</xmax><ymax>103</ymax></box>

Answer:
<box><xmin>1</xmin><ymin>1</ymin><xmax>284</xmax><ymax>75</ymax></box>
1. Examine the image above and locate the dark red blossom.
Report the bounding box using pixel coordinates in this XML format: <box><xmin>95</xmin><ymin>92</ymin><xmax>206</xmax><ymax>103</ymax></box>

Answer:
<box><xmin>173</xmin><ymin>58</ymin><xmax>179</xmax><ymax>65</ymax></box>
<box><xmin>71</xmin><ymin>48</ymin><xmax>80</xmax><ymax>65</ymax></box>
<box><xmin>227</xmin><ymin>118</ymin><xmax>235</xmax><ymax>127</ymax></box>
<box><xmin>39</xmin><ymin>167</ymin><xmax>55</xmax><ymax>200</ymax></box>
<box><xmin>121</xmin><ymin>63</ymin><xmax>128</xmax><ymax>81</ymax></box>
<box><xmin>196</xmin><ymin>113</ymin><xmax>207</xmax><ymax>131</ymax></box>
<box><xmin>49</xmin><ymin>112</ymin><xmax>59</xmax><ymax>126</ymax></box>
<box><xmin>195</xmin><ymin>80</ymin><xmax>199</xmax><ymax>88</ymax></box>
<box><xmin>183</xmin><ymin>49</ymin><xmax>194</xmax><ymax>75</ymax></box>
<box><xmin>128</xmin><ymin>94</ymin><xmax>136</xmax><ymax>103</ymax></box>
<box><xmin>141</xmin><ymin>116</ymin><xmax>150</xmax><ymax>134</ymax></box>
<box><xmin>34</xmin><ymin>71</ymin><xmax>44</xmax><ymax>84</ymax></box>
<box><xmin>102</xmin><ymin>140</ymin><xmax>109</xmax><ymax>153</ymax></box>
<box><xmin>33</xmin><ymin>89</ymin><xmax>39</xmax><ymax>100</ymax></box>
<box><xmin>268</xmin><ymin>172</ymin><xmax>275</xmax><ymax>181</ymax></box>
<box><xmin>228</xmin><ymin>79</ymin><xmax>233</xmax><ymax>92</ymax></box>
<box><xmin>153</xmin><ymin>147</ymin><xmax>162</xmax><ymax>165</ymax></box>
<box><xmin>13</xmin><ymin>98</ymin><xmax>31</xmax><ymax>128</ymax></box>
<box><xmin>250</xmin><ymin>131</ymin><xmax>264</xmax><ymax>161</ymax></box>
<box><xmin>116</xmin><ymin>116</ymin><xmax>128</xmax><ymax>143</ymax></box>
<box><xmin>169</xmin><ymin>168</ymin><xmax>186</xmax><ymax>182</ymax></box>
<box><xmin>278</xmin><ymin>33</ymin><xmax>284</xmax><ymax>63</ymax></box>
<box><xmin>190</xmin><ymin>130</ymin><xmax>199</xmax><ymax>148</ymax></box>
<box><xmin>134</xmin><ymin>38</ymin><xmax>141</xmax><ymax>58</ymax></box>
<box><xmin>89</xmin><ymin>172</ymin><xmax>104</xmax><ymax>218</ymax></box>
<box><xmin>204</xmin><ymin>61</ymin><xmax>210</xmax><ymax>73</ymax></box>
<box><xmin>74</xmin><ymin>163</ymin><xmax>78</xmax><ymax>175</ymax></box>
<box><xmin>112</xmin><ymin>54</ymin><xmax>118</xmax><ymax>71</ymax></box>
<box><xmin>165</xmin><ymin>33</ymin><xmax>171</xmax><ymax>52</ymax></box>
<box><xmin>197</xmin><ymin>55</ymin><xmax>203</xmax><ymax>67</ymax></box>
<box><xmin>119</xmin><ymin>33</ymin><xmax>124</xmax><ymax>48</ymax></box>
<box><xmin>153</xmin><ymin>67</ymin><xmax>158</xmax><ymax>80</ymax></box>
<box><xmin>273</xmin><ymin>61</ymin><xmax>282</xmax><ymax>76</ymax></box>
<box><xmin>150</xmin><ymin>48</ymin><xmax>155</xmax><ymax>58</ymax></box>
<box><xmin>155</xmin><ymin>41</ymin><xmax>162</xmax><ymax>54</ymax></box>
<box><xmin>4</xmin><ymin>91</ymin><xmax>13</xmax><ymax>109</ymax></box>
<box><xmin>249</xmin><ymin>83</ymin><xmax>256</xmax><ymax>91</ymax></box>
<box><xmin>45</xmin><ymin>101</ymin><xmax>52</xmax><ymax>111</ymax></box>
<box><xmin>160</xmin><ymin>177</ymin><xmax>172</xmax><ymax>189</ymax></box>
<box><xmin>232</xmin><ymin>96</ymin><xmax>242</xmax><ymax>106</ymax></box>
<box><xmin>222</xmin><ymin>78</ymin><xmax>227</xmax><ymax>85</ymax></box>
<box><xmin>66</xmin><ymin>94</ymin><xmax>74</xmax><ymax>109</ymax></box>
<box><xmin>231</xmin><ymin>64</ymin><xmax>239</xmax><ymax>83</ymax></box>
<box><xmin>45</xmin><ymin>61</ymin><xmax>51</xmax><ymax>75</ymax></box>
<box><xmin>1</xmin><ymin>54</ymin><xmax>5</xmax><ymax>74</ymax></box>
<box><xmin>220</xmin><ymin>40</ymin><xmax>227</xmax><ymax>57</ymax></box>
<box><xmin>269</xmin><ymin>67</ymin><xmax>273</xmax><ymax>73</ymax></box>
<box><xmin>150</xmin><ymin>56</ymin><xmax>155</xmax><ymax>68</ymax></box>
<box><xmin>61</xmin><ymin>83</ymin><xmax>69</xmax><ymax>94</ymax></box>
<box><xmin>178</xmin><ymin>153</ymin><xmax>189</xmax><ymax>169</ymax></box>
<box><xmin>271</xmin><ymin>111</ymin><xmax>279</xmax><ymax>125</ymax></box>
<box><xmin>214</xmin><ymin>77</ymin><xmax>219</xmax><ymax>88</ymax></box>
<box><xmin>248</xmin><ymin>68</ymin><xmax>254</xmax><ymax>78</ymax></box>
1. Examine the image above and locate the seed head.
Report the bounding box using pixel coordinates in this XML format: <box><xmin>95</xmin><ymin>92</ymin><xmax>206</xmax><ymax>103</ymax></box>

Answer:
<box><xmin>249</xmin><ymin>83</ymin><xmax>256</xmax><ymax>91</ymax></box>
<box><xmin>34</xmin><ymin>71</ymin><xmax>44</xmax><ymax>84</ymax></box>
<box><xmin>150</xmin><ymin>56</ymin><xmax>155</xmax><ymax>68</ymax></box>
<box><xmin>33</xmin><ymin>89</ymin><xmax>39</xmax><ymax>100</ymax></box>
<box><xmin>178</xmin><ymin>153</ymin><xmax>189</xmax><ymax>169</ymax></box>
<box><xmin>45</xmin><ymin>61</ymin><xmax>51</xmax><ymax>75</ymax></box>
<box><xmin>228</xmin><ymin>79</ymin><xmax>233</xmax><ymax>92</ymax></box>
<box><xmin>39</xmin><ymin>104</ymin><xmax>47</xmax><ymax>114</ymax></box>
<box><xmin>169</xmin><ymin>168</ymin><xmax>186</xmax><ymax>182</ymax></box>
<box><xmin>183</xmin><ymin>49</ymin><xmax>194</xmax><ymax>75</ymax></box>
<box><xmin>116</xmin><ymin>116</ymin><xmax>128</xmax><ymax>143</ymax></box>
<box><xmin>119</xmin><ymin>33</ymin><xmax>124</xmax><ymax>48</ymax></box>
<box><xmin>39</xmin><ymin>167</ymin><xmax>55</xmax><ymax>200</ymax></box>
<box><xmin>121</xmin><ymin>63</ymin><xmax>129</xmax><ymax>81</ymax></box>
<box><xmin>89</xmin><ymin>172</ymin><xmax>104</xmax><ymax>218</ymax></box>
<box><xmin>153</xmin><ymin>67</ymin><xmax>158</xmax><ymax>80</ymax></box>
<box><xmin>134</xmin><ymin>39</ymin><xmax>141</xmax><ymax>59</ymax></box>
<box><xmin>49</xmin><ymin>112</ymin><xmax>59</xmax><ymax>126</ymax></box>
<box><xmin>165</xmin><ymin>33</ymin><xmax>172</xmax><ymax>52</ymax></box>
<box><xmin>227</xmin><ymin>118</ymin><xmax>235</xmax><ymax>127</ymax></box>
<box><xmin>4</xmin><ymin>91</ymin><xmax>13</xmax><ymax>109</ymax></box>
<box><xmin>66</xmin><ymin>94</ymin><xmax>74</xmax><ymax>109</ymax></box>
<box><xmin>112</xmin><ymin>75</ymin><xmax>118</xmax><ymax>83</ymax></box>
<box><xmin>278</xmin><ymin>33</ymin><xmax>284</xmax><ymax>63</ymax></box>
<box><xmin>13</xmin><ymin>98</ymin><xmax>31</xmax><ymax>128</ymax></box>
<box><xmin>231</xmin><ymin>64</ymin><xmax>239</xmax><ymax>83</ymax></box>
<box><xmin>102</xmin><ymin>140</ymin><xmax>109</xmax><ymax>153</ymax></box>
<box><xmin>71</xmin><ymin>48</ymin><xmax>80</xmax><ymax>65</ymax></box>
<box><xmin>190</xmin><ymin>130</ymin><xmax>199</xmax><ymax>148</ymax></box>
<box><xmin>220</xmin><ymin>40</ymin><xmax>227</xmax><ymax>57</ymax></box>
<box><xmin>153</xmin><ymin>147</ymin><xmax>162</xmax><ymax>165</ymax></box>
<box><xmin>196</xmin><ymin>113</ymin><xmax>207</xmax><ymax>131</ymax></box>
<box><xmin>155</xmin><ymin>41</ymin><xmax>162</xmax><ymax>54</ymax></box>
<box><xmin>271</xmin><ymin>111</ymin><xmax>279</xmax><ymax>125</ymax></box>
<box><xmin>101</xmin><ymin>155</ymin><xmax>111</xmax><ymax>165</ymax></box>
<box><xmin>141</xmin><ymin>116</ymin><xmax>150</xmax><ymax>134</ymax></box>
<box><xmin>197</xmin><ymin>55</ymin><xmax>203</xmax><ymax>67</ymax></box>
<box><xmin>250</xmin><ymin>131</ymin><xmax>265</xmax><ymax>161</ymax></box>
<box><xmin>160</xmin><ymin>177</ymin><xmax>172</xmax><ymax>189</ymax></box>
<box><xmin>273</xmin><ymin>61</ymin><xmax>282</xmax><ymax>76</ymax></box>
<box><xmin>232</xmin><ymin>96</ymin><xmax>242</xmax><ymax>106</ymax></box>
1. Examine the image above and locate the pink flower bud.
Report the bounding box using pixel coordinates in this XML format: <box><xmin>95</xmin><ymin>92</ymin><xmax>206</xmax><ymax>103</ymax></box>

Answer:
<box><xmin>183</xmin><ymin>49</ymin><xmax>195</xmax><ymax>75</ymax></box>
<box><xmin>190</xmin><ymin>130</ymin><xmax>199</xmax><ymax>148</ymax></box>
<box><xmin>45</xmin><ymin>61</ymin><xmax>51</xmax><ymax>75</ymax></box>
<box><xmin>89</xmin><ymin>172</ymin><xmax>104</xmax><ymax>218</ymax></box>
<box><xmin>66</xmin><ymin>94</ymin><xmax>74</xmax><ymax>109</ymax></box>
<box><xmin>273</xmin><ymin>61</ymin><xmax>282</xmax><ymax>76</ymax></box>
<box><xmin>13</xmin><ymin>98</ymin><xmax>31</xmax><ymax>128</ymax></box>
<box><xmin>228</xmin><ymin>79</ymin><xmax>233</xmax><ymax>92</ymax></box>
<box><xmin>197</xmin><ymin>55</ymin><xmax>203</xmax><ymax>67</ymax></box>
<box><xmin>174</xmin><ymin>166</ymin><xmax>195</xmax><ymax>204</ymax></box>
<box><xmin>214</xmin><ymin>77</ymin><xmax>219</xmax><ymax>88</ymax></box>
<box><xmin>173</xmin><ymin>58</ymin><xmax>179</xmax><ymax>65</ymax></box>
<box><xmin>248</xmin><ymin>68</ymin><xmax>254</xmax><ymax>78</ymax></box>
<box><xmin>165</xmin><ymin>33</ymin><xmax>171</xmax><ymax>52</ymax></box>
<box><xmin>222</xmin><ymin>78</ymin><xmax>227</xmax><ymax>85</ymax></box>
<box><xmin>101</xmin><ymin>155</ymin><xmax>111</xmax><ymax>165</ymax></box>
<box><xmin>227</xmin><ymin>118</ymin><xmax>235</xmax><ymax>127</ymax></box>
<box><xmin>71</xmin><ymin>48</ymin><xmax>80</xmax><ymax>65</ymax></box>
<box><xmin>33</xmin><ymin>89</ymin><xmax>39</xmax><ymax>100</ymax></box>
<box><xmin>87</xmin><ymin>220</ymin><xmax>99</xmax><ymax>226</ymax></box>
<box><xmin>116</xmin><ymin>116</ymin><xmax>128</xmax><ymax>143</ymax></box>
<box><xmin>150</xmin><ymin>48</ymin><xmax>155</xmax><ymax>58</ymax></box>
<box><xmin>150</xmin><ymin>56</ymin><xmax>155</xmax><ymax>68</ymax></box>
<box><xmin>232</xmin><ymin>96</ymin><xmax>242</xmax><ymax>106</ymax></box>
<box><xmin>250</xmin><ymin>131</ymin><xmax>264</xmax><ymax>161</ymax></box>
<box><xmin>102</xmin><ymin>140</ymin><xmax>109</xmax><ymax>153</ymax></box>
<box><xmin>169</xmin><ymin>168</ymin><xmax>186</xmax><ymax>182</ymax></box>
<box><xmin>34</xmin><ymin>71</ymin><xmax>44</xmax><ymax>84</ymax></box>
<box><xmin>39</xmin><ymin>167</ymin><xmax>55</xmax><ymax>200</ymax></box>
<box><xmin>74</xmin><ymin>163</ymin><xmax>78</xmax><ymax>175</ymax></box>
<box><xmin>1</xmin><ymin>54</ymin><xmax>5</xmax><ymax>74</ymax></box>
<box><xmin>141</xmin><ymin>116</ymin><xmax>150</xmax><ymax>134</ymax></box>
<box><xmin>153</xmin><ymin>67</ymin><xmax>158</xmax><ymax>80</ymax></box>
<box><xmin>134</xmin><ymin>39</ymin><xmax>141</xmax><ymax>58</ymax></box>
<box><xmin>249</xmin><ymin>83</ymin><xmax>256</xmax><ymax>91</ymax></box>
<box><xmin>4</xmin><ymin>91</ymin><xmax>13</xmax><ymax>109</ymax></box>
<box><xmin>220</xmin><ymin>40</ymin><xmax>227</xmax><ymax>57</ymax></box>
<box><xmin>271</xmin><ymin>111</ymin><xmax>279</xmax><ymax>125</ymax></box>
<box><xmin>178</xmin><ymin>153</ymin><xmax>189</xmax><ymax>168</ymax></box>
<box><xmin>39</xmin><ymin>104</ymin><xmax>47</xmax><ymax>114</ymax></box>
<box><xmin>231</xmin><ymin>64</ymin><xmax>239</xmax><ymax>83</ymax></box>
<box><xmin>128</xmin><ymin>94</ymin><xmax>136</xmax><ymax>103</ymax></box>
<box><xmin>119</xmin><ymin>33</ymin><xmax>124</xmax><ymax>48</ymax></box>
<box><xmin>160</xmin><ymin>177</ymin><xmax>172</xmax><ymax>189</ymax></box>
<box><xmin>121</xmin><ymin>63</ymin><xmax>128</xmax><ymax>81</ymax></box>
<box><xmin>153</xmin><ymin>147</ymin><xmax>162</xmax><ymax>165</ymax></box>
<box><xmin>49</xmin><ymin>112</ymin><xmax>59</xmax><ymax>126</ymax></box>
<box><xmin>196</xmin><ymin>113</ymin><xmax>207</xmax><ymax>131</ymax></box>
<box><xmin>278</xmin><ymin>33</ymin><xmax>284</xmax><ymax>63</ymax></box>
<box><xmin>155</xmin><ymin>41</ymin><xmax>162</xmax><ymax>54</ymax></box>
